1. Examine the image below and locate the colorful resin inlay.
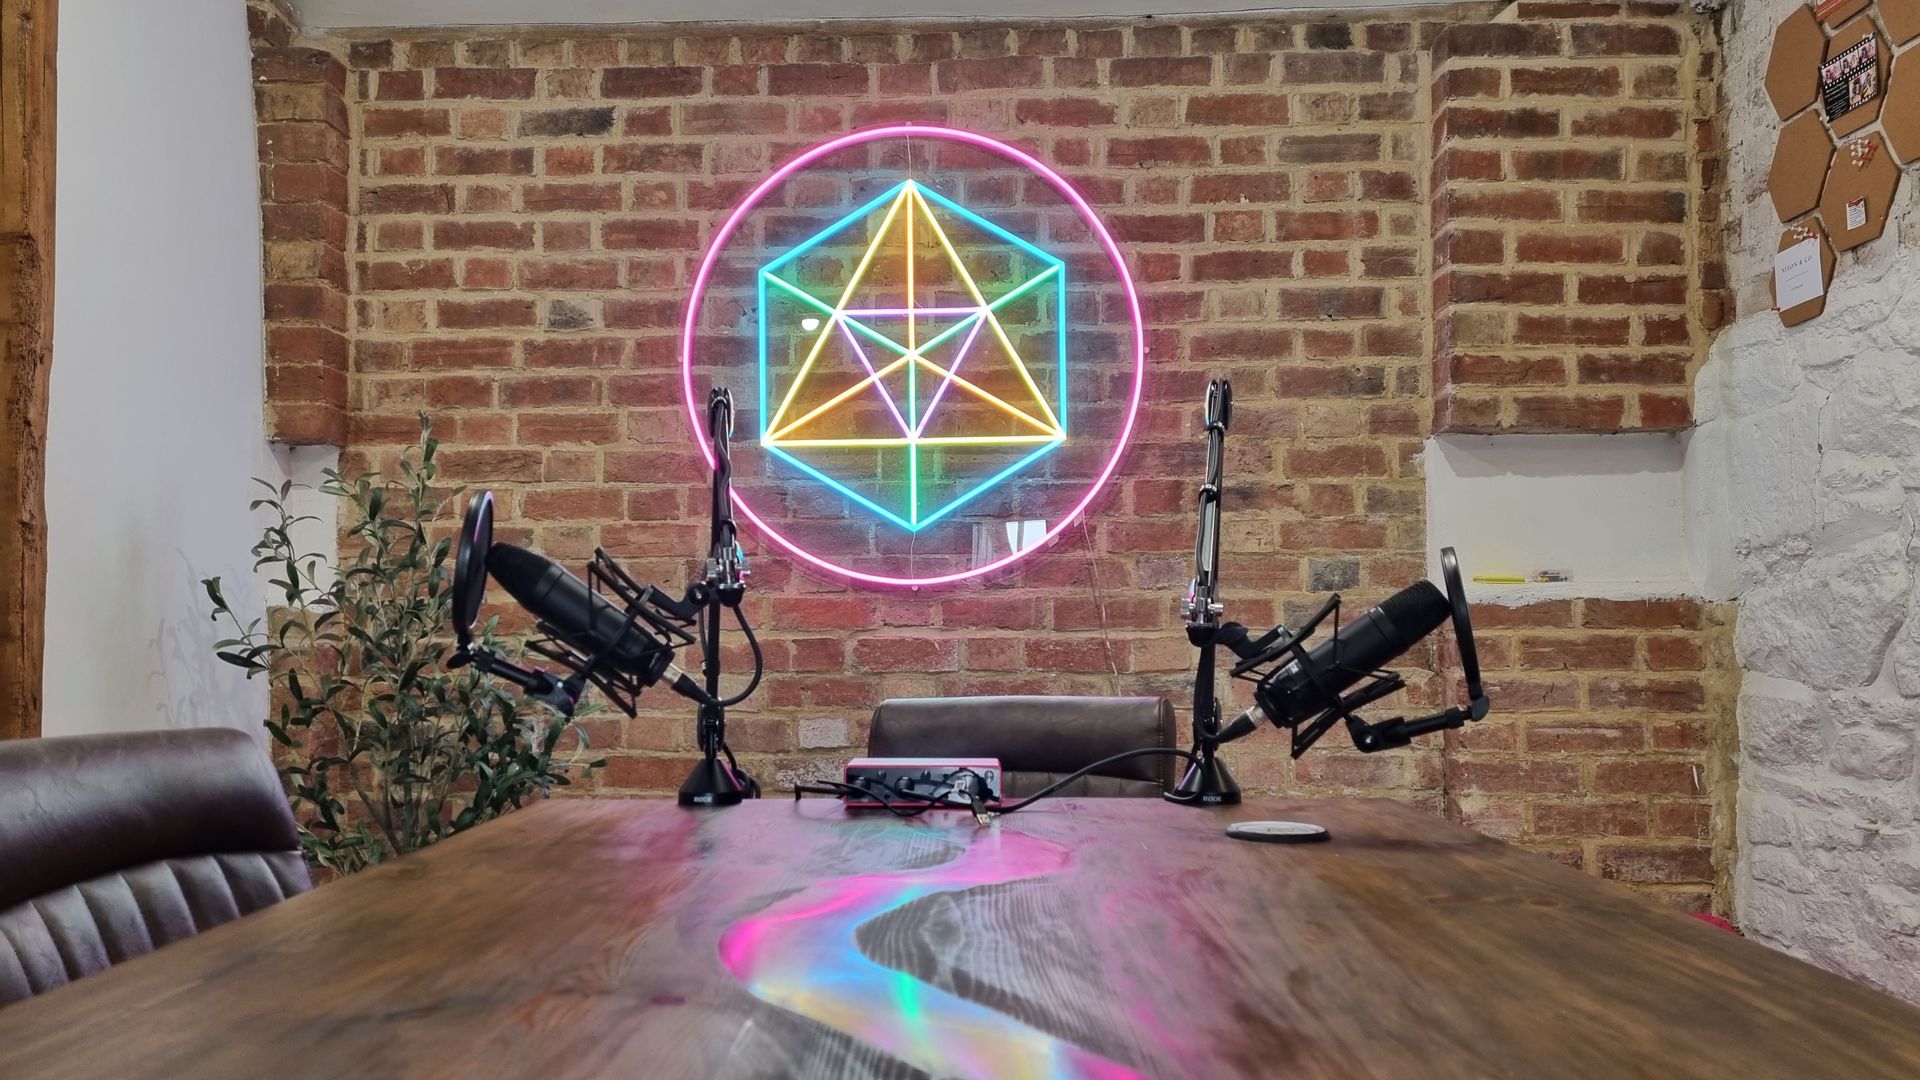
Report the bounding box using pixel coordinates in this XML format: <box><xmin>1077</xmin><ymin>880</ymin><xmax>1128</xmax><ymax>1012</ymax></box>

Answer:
<box><xmin>718</xmin><ymin>827</ymin><xmax>1146</xmax><ymax>1079</ymax></box>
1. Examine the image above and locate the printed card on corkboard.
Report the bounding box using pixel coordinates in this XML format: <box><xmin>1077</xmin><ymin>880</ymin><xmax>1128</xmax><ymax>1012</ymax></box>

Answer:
<box><xmin>1824</xmin><ymin>18</ymin><xmax>1888</xmax><ymax>137</ymax></box>
<box><xmin>1773</xmin><ymin>223</ymin><xmax>1834</xmax><ymax>327</ymax></box>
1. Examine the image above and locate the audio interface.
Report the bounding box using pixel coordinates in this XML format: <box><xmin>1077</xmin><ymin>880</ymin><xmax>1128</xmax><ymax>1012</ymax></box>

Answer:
<box><xmin>841</xmin><ymin>757</ymin><xmax>1002</xmax><ymax>809</ymax></box>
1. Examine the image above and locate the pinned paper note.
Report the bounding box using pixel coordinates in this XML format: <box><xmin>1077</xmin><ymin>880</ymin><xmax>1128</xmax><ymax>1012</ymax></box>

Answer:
<box><xmin>1847</xmin><ymin>197</ymin><xmax>1868</xmax><ymax>230</ymax></box>
<box><xmin>1774</xmin><ymin>237</ymin><xmax>1825</xmax><ymax>310</ymax></box>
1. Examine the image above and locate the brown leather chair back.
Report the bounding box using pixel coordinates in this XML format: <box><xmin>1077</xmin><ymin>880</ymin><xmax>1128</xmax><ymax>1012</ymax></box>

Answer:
<box><xmin>868</xmin><ymin>695</ymin><xmax>1179</xmax><ymax>798</ymax></box>
<box><xmin>0</xmin><ymin>728</ymin><xmax>311</xmax><ymax>1006</ymax></box>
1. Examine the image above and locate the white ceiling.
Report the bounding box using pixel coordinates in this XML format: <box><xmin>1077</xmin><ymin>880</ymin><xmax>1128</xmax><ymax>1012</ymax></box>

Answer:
<box><xmin>290</xmin><ymin>0</ymin><xmax>1450</xmax><ymax>31</ymax></box>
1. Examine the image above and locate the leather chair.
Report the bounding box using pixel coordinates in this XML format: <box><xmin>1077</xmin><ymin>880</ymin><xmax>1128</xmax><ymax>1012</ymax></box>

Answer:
<box><xmin>868</xmin><ymin>695</ymin><xmax>1179</xmax><ymax>798</ymax></box>
<box><xmin>0</xmin><ymin>727</ymin><xmax>311</xmax><ymax>1006</ymax></box>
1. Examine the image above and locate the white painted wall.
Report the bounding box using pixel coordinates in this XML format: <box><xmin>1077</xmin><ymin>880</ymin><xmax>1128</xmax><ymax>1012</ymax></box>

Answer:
<box><xmin>1424</xmin><ymin>434</ymin><xmax>1695</xmax><ymax>604</ymax></box>
<box><xmin>1711</xmin><ymin>0</ymin><xmax>1920</xmax><ymax>1004</ymax></box>
<box><xmin>44</xmin><ymin>0</ymin><xmax>279</xmax><ymax>735</ymax></box>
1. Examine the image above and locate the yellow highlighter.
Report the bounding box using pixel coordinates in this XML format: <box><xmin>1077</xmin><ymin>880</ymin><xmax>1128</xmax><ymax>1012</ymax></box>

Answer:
<box><xmin>1472</xmin><ymin>574</ymin><xmax>1528</xmax><ymax>584</ymax></box>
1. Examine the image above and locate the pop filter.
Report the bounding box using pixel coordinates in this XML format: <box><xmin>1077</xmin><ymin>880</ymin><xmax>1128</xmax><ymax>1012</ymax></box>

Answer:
<box><xmin>1439</xmin><ymin>546</ymin><xmax>1488</xmax><ymax>720</ymax></box>
<box><xmin>452</xmin><ymin>490</ymin><xmax>494</xmax><ymax>648</ymax></box>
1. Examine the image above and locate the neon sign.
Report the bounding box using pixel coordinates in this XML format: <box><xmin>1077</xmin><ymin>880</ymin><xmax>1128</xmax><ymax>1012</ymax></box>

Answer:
<box><xmin>759</xmin><ymin>179</ymin><xmax>1067</xmax><ymax>532</ymax></box>
<box><xmin>681</xmin><ymin>126</ymin><xmax>1144</xmax><ymax>588</ymax></box>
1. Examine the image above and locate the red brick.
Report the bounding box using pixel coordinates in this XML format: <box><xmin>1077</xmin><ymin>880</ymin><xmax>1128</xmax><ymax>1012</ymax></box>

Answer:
<box><xmin>1598</xmin><ymin>844</ymin><xmax>1712</xmax><ymax>884</ymax></box>
<box><xmin>433</xmin><ymin>146</ymin><xmax>534</xmax><ymax>175</ymax></box>
<box><xmin>597</xmin><ymin>66</ymin><xmax>701</xmax><ymax>97</ymax></box>
<box><xmin>1511</xmin><ymin>65</ymin><xmax>1623</xmax><ymax>96</ymax></box>
<box><xmin>1515</xmin><ymin>233</ymin><xmax>1625</xmax><ymax>264</ymax></box>
<box><xmin>1516</xmin><ymin>314</ymin><xmax>1631</xmax><ymax>346</ymax></box>
<box><xmin>1534</xmin><ymin>802</ymin><xmax>1647</xmax><ymax>838</ymax></box>
<box><xmin>1577</xmin><ymin>190</ymin><xmax>1686</xmax><ymax>224</ymax></box>
<box><xmin>1109</xmin><ymin>55</ymin><xmax>1213</xmax><ymax>86</ymax></box>
<box><xmin>360</xmin><ymin>258</ymin><xmax>455</xmax><ymax>291</ymax></box>
<box><xmin>1107</xmin><ymin>137</ymin><xmax>1212</xmax><ymax>168</ymax></box>
<box><xmin>1014</xmin><ymin>98</ymin><xmax>1117</xmax><ymax>126</ymax></box>
<box><xmin>1450</xmin><ymin>760</ymin><xmax>1581</xmax><ymax>793</ymax></box>
<box><xmin>432</xmin><ymin>67</ymin><xmax>536</xmax><ymax>99</ymax></box>
<box><xmin>852</xmin><ymin>637</ymin><xmax>961</xmax><ymax>672</ymax></box>
<box><xmin>522</xmin><ymin>182</ymin><xmax>622</xmax><ymax>212</ymax></box>
<box><xmin>1570</xmin><ymin>23</ymin><xmax>1681</xmax><ymax>57</ymax></box>
<box><xmin>431</xmin><ymin>220</ymin><xmax>534</xmax><ymax>250</ymax></box>
<box><xmin>1512</xmin><ymin>394</ymin><xmax>1628</xmax><ymax>430</ymax></box>
<box><xmin>1571</xmin><ymin>105</ymin><xmax>1681</xmax><ymax>139</ymax></box>
<box><xmin>1185</xmin><ymin>94</ymin><xmax>1291</xmax><ymax>125</ymax></box>
<box><xmin>1589</xmin><ymin>677</ymin><xmax>1706</xmax><ymax>713</ymax></box>
<box><xmin>1441</xmin><ymin>106</ymin><xmax>1562</xmax><ymax>140</ymax></box>
<box><xmin>438</xmin><ymin>298</ymin><xmax>536</xmax><ymax>329</ymax></box>
<box><xmin>1512</xmin><ymin>148</ymin><xmax>1622</xmax><ymax>180</ymax></box>
<box><xmin>1593</xmin><ymin>760</ymin><xmax>1699</xmax><ymax>796</ymax></box>
<box><xmin>936</xmin><ymin>56</ymin><xmax>1045</xmax><ymax>91</ymax></box>
<box><xmin>767</xmin><ymin>63</ymin><xmax>870</xmax><ymax>95</ymax></box>
<box><xmin>684</xmin><ymin>102</ymin><xmax>789</xmax><ymax>135</ymax></box>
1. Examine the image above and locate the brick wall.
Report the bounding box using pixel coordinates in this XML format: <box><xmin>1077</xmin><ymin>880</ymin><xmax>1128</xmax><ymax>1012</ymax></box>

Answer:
<box><xmin>249</xmin><ymin>0</ymin><xmax>352</xmax><ymax>445</ymax></box>
<box><xmin>1429</xmin><ymin>1</ymin><xmax>1724</xmax><ymax>433</ymax></box>
<box><xmin>251</xmin><ymin>1</ymin><xmax>1737</xmax><ymax>911</ymax></box>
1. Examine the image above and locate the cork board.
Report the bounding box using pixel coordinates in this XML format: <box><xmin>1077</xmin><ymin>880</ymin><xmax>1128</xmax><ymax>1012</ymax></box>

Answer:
<box><xmin>1824</xmin><ymin>18</ymin><xmax>1888</xmax><ymax>138</ymax></box>
<box><xmin>1818</xmin><ymin>133</ymin><xmax>1901</xmax><ymax>250</ymax></box>
<box><xmin>1770</xmin><ymin>110</ymin><xmax>1836</xmax><ymax>220</ymax></box>
<box><xmin>1817</xmin><ymin>0</ymin><xmax>1872</xmax><ymax>26</ymax></box>
<box><xmin>1887</xmin><ymin>45</ymin><xmax>1920</xmax><ymax>164</ymax></box>
<box><xmin>1884</xmin><ymin>0</ymin><xmax>1920</xmax><ymax>45</ymax></box>
<box><xmin>1772</xmin><ymin>223</ymin><xmax>1835</xmax><ymax>327</ymax></box>
<box><xmin>1767</xmin><ymin>5</ymin><xmax>1828</xmax><ymax>119</ymax></box>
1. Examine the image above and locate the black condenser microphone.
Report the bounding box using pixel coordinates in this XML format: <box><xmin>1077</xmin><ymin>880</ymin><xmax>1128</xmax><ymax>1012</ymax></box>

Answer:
<box><xmin>486</xmin><ymin>542</ymin><xmax>678</xmax><ymax>688</ymax></box>
<box><xmin>1222</xmin><ymin>580</ymin><xmax>1452</xmax><ymax>738</ymax></box>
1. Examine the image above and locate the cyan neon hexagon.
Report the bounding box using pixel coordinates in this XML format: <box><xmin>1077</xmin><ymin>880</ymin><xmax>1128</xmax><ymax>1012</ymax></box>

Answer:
<box><xmin>756</xmin><ymin>180</ymin><xmax>1068</xmax><ymax>532</ymax></box>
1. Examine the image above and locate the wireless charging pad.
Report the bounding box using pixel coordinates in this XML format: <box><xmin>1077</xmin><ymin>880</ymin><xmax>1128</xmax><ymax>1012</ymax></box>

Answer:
<box><xmin>1226</xmin><ymin>820</ymin><xmax>1331</xmax><ymax>844</ymax></box>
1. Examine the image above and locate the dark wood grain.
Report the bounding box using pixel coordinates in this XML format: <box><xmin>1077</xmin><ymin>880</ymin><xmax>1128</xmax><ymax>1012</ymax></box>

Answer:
<box><xmin>3</xmin><ymin>797</ymin><xmax>1918</xmax><ymax>1079</ymax></box>
<box><xmin>0</xmin><ymin>0</ymin><xmax>56</xmax><ymax>741</ymax></box>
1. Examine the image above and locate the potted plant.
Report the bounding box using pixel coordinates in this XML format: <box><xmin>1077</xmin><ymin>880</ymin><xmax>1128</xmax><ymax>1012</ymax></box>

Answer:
<box><xmin>206</xmin><ymin>417</ymin><xmax>599</xmax><ymax>876</ymax></box>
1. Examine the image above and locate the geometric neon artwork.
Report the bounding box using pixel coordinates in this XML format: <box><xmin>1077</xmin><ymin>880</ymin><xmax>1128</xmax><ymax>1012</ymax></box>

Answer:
<box><xmin>757</xmin><ymin>179</ymin><xmax>1068</xmax><ymax>532</ymax></box>
<box><xmin>680</xmin><ymin>124</ymin><xmax>1146</xmax><ymax>589</ymax></box>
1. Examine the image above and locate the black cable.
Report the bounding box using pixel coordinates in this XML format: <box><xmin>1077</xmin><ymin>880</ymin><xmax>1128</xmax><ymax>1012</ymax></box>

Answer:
<box><xmin>795</xmin><ymin>779</ymin><xmax>944</xmax><ymax>818</ymax></box>
<box><xmin>715</xmin><ymin>604</ymin><xmax>763</xmax><ymax>707</ymax></box>
<box><xmin>993</xmin><ymin>747</ymin><xmax>1199</xmax><ymax>814</ymax></box>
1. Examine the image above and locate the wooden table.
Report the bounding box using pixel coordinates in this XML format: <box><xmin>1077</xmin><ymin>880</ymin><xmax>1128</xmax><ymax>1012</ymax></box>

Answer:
<box><xmin>4</xmin><ymin>798</ymin><xmax>1919</xmax><ymax>1079</ymax></box>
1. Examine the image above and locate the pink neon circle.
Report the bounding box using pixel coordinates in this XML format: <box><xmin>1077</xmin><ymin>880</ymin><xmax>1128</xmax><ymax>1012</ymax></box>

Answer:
<box><xmin>679</xmin><ymin>125</ymin><xmax>1145</xmax><ymax>588</ymax></box>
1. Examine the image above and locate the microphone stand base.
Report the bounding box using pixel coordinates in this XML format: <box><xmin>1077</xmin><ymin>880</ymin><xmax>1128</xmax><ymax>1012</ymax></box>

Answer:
<box><xmin>678</xmin><ymin>755</ymin><xmax>749</xmax><ymax>808</ymax></box>
<box><xmin>1165</xmin><ymin>752</ymin><xmax>1242</xmax><ymax>807</ymax></box>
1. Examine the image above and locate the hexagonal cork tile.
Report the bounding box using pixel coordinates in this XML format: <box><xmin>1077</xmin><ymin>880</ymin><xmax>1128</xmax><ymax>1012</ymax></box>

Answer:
<box><xmin>1819</xmin><ymin>133</ymin><xmax>1900</xmax><ymax>251</ymax></box>
<box><xmin>1825</xmin><ymin>17</ymin><xmax>1889</xmax><ymax>138</ymax></box>
<box><xmin>1887</xmin><ymin>0</ymin><xmax>1920</xmax><ymax>46</ymax></box>
<box><xmin>1772</xmin><ymin>222</ymin><xmax>1835</xmax><ymax>327</ymax></box>
<box><xmin>1887</xmin><ymin>45</ymin><xmax>1920</xmax><ymax>164</ymax></box>
<box><xmin>1819</xmin><ymin>0</ymin><xmax>1871</xmax><ymax>26</ymax></box>
<box><xmin>1770</xmin><ymin>111</ymin><xmax>1835</xmax><ymax>221</ymax></box>
<box><xmin>1767</xmin><ymin>5</ymin><xmax>1827</xmax><ymax>119</ymax></box>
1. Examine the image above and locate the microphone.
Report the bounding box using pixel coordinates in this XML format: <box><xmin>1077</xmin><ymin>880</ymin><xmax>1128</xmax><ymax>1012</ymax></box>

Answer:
<box><xmin>1238</xmin><ymin>581</ymin><xmax>1450</xmax><ymax>729</ymax></box>
<box><xmin>486</xmin><ymin>542</ymin><xmax>684</xmax><ymax>693</ymax></box>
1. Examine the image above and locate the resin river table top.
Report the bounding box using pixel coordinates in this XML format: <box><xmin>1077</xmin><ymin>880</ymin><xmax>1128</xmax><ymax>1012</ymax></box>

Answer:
<box><xmin>4</xmin><ymin>796</ymin><xmax>1920</xmax><ymax>1079</ymax></box>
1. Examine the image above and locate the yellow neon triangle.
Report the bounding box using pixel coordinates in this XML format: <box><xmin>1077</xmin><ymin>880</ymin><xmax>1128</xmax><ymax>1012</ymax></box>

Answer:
<box><xmin>765</xmin><ymin>187</ymin><xmax>913</xmax><ymax>436</ymax></box>
<box><xmin>908</xmin><ymin>185</ymin><xmax>1062</xmax><ymax>433</ymax></box>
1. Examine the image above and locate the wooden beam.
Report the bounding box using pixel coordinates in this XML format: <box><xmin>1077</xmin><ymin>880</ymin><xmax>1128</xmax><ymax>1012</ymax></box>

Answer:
<box><xmin>0</xmin><ymin>0</ymin><xmax>54</xmax><ymax>740</ymax></box>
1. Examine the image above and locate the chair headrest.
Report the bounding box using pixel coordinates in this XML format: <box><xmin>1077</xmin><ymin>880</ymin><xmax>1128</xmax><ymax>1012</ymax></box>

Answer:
<box><xmin>0</xmin><ymin>727</ymin><xmax>300</xmax><ymax>909</ymax></box>
<box><xmin>869</xmin><ymin>696</ymin><xmax>1176</xmax><ymax>782</ymax></box>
